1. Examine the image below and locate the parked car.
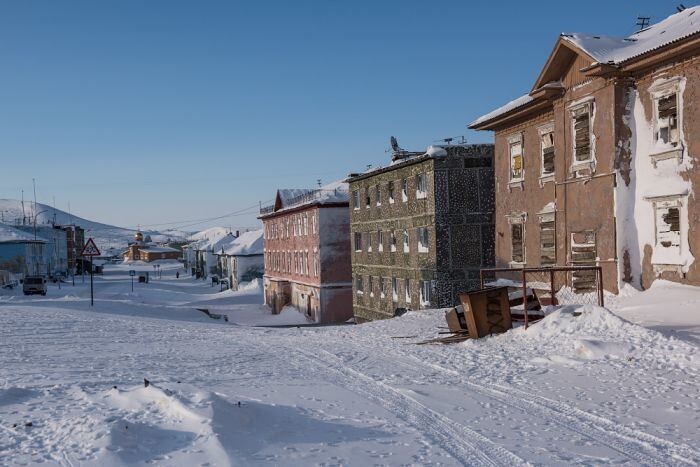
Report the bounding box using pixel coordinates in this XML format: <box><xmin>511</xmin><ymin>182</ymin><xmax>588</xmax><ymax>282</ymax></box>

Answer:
<box><xmin>23</xmin><ymin>276</ymin><xmax>47</xmax><ymax>296</ymax></box>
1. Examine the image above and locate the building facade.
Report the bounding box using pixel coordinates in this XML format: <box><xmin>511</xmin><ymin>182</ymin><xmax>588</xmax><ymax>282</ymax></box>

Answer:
<box><xmin>0</xmin><ymin>225</ymin><xmax>48</xmax><ymax>277</ymax></box>
<box><xmin>13</xmin><ymin>225</ymin><xmax>68</xmax><ymax>277</ymax></box>
<box><xmin>214</xmin><ymin>229</ymin><xmax>264</xmax><ymax>290</ymax></box>
<box><xmin>469</xmin><ymin>7</ymin><xmax>700</xmax><ymax>292</ymax></box>
<box><xmin>123</xmin><ymin>231</ymin><xmax>181</xmax><ymax>262</ymax></box>
<box><xmin>259</xmin><ymin>182</ymin><xmax>352</xmax><ymax>323</ymax></box>
<box><xmin>347</xmin><ymin>144</ymin><xmax>495</xmax><ymax>322</ymax></box>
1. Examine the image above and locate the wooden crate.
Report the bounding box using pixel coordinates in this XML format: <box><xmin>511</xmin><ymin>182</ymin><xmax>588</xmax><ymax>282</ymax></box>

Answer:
<box><xmin>458</xmin><ymin>286</ymin><xmax>512</xmax><ymax>339</ymax></box>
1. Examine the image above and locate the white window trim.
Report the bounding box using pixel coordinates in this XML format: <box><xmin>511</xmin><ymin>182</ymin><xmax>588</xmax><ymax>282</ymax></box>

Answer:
<box><xmin>644</xmin><ymin>192</ymin><xmax>690</xmax><ymax>274</ymax></box>
<box><xmin>538</xmin><ymin>122</ymin><xmax>555</xmax><ymax>184</ymax></box>
<box><xmin>649</xmin><ymin>77</ymin><xmax>684</xmax><ymax>166</ymax></box>
<box><xmin>506</xmin><ymin>133</ymin><xmax>524</xmax><ymax>188</ymax></box>
<box><xmin>568</xmin><ymin>97</ymin><xmax>596</xmax><ymax>173</ymax></box>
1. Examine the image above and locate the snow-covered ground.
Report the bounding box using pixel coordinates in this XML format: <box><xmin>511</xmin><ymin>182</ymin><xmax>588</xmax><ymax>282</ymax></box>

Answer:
<box><xmin>1</xmin><ymin>266</ymin><xmax>699</xmax><ymax>466</ymax></box>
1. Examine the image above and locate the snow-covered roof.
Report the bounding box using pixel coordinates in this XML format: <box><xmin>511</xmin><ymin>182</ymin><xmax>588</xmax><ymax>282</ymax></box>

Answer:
<box><xmin>469</xmin><ymin>94</ymin><xmax>534</xmax><ymax>128</ymax></box>
<box><xmin>471</xmin><ymin>8</ymin><xmax>700</xmax><ymax>129</ymax></box>
<box><xmin>222</xmin><ymin>229</ymin><xmax>263</xmax><ymax>256</ymax></box>
<box><xmin>265</xmin><ymin>180</ymin><xmax>349</xmax><ymax>216</ymax></box>
<box><xmin>187</xmin><ymin>228</ymin><xmax>236</xmax><ymax>251</ymax></box>
<box><xmin>562</xmin><ymin>7</ymin><xmax>700</xmax><ymax>65</ymax></box>
<box><xmin>0</xmin><ymin>224</ymin><xmax>48</xmax><ymax>243</ymax></box>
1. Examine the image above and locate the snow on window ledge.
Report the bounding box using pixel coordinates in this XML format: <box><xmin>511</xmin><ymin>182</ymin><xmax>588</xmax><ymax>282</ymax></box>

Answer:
<box><xmin>403</xmin><ymin>245</ymin><xmax>409</xmax><ymax>253</ymax></box>
<box><xmin>649</xmin><ymin>146</ymin><xmax>683</xmax><ymax>167</ymax></box>
<box><xmin>508</xmin><ymin>261</ymin><xmax>526</xmax><ymax>268</ymax></box>
<box><xmin>416</xmin><ymin>191</ymin><xmax>427</xmax><ymax>200</ymax></box>
<box><xmin>418</xmin><ymin>245</ymin><xmax>429</xmax><ymax>253</ymax></box>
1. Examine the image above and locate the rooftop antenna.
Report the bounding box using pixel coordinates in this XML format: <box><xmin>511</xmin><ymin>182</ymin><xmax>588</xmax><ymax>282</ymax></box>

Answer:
<box><xmin>366</xmin><ymin>164</ymin><xmax>372</xmax><ymax>170</ymax></box>
<box><xmin>317</xmin><ymin>179</ymin><xmax>322</xmax><ymax>187</ymax></box>
<box><xmin>636</xmin><ymin>16</ymin><xmax>650</xmax><ymax>30</ymax></box>
<box><xmin>21</xmin><ymin>190</ymin><xmax>26</xmax><ymax>225</ymax></box>
<box><xmin>677</xmin><ymin>4</ymin><xmax>686</xmax><ymax>12</ymax></box>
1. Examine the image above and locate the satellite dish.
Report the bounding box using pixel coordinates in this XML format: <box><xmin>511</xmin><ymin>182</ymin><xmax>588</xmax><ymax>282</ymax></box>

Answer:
<box><xmin>390</xmin><ymin>136</ymin><xmax>404</xmax><ymax>154</ymax></box>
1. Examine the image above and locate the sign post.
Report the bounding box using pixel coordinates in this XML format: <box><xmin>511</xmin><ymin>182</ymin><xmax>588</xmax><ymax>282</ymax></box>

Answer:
<box><xmin>129</xmin><ymin>269</ymin><xmax>136</xmax><ymax>292</ymax></box>
<box><xmin>80</xmin><ymin>238</ymin><xmax>101</xmax><ymax>307</ymax></box>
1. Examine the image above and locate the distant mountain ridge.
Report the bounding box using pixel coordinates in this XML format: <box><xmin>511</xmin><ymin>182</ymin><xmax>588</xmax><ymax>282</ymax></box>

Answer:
<box><xmin>0</xmin><ymin>199</ymin><xmax>188</xmax><ymax>249</ymax></box>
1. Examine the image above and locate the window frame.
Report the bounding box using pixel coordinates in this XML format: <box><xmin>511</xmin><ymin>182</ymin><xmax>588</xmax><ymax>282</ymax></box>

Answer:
<box><xmin>354</xmin><ymin>232</ymin><xmax>362</xmax><ymax>252</ymax></box>
<box><xmin>507</xmin><ymin>213</ymin><xmax>527</xmax><ymax>266</ymax></box>
<box><xmin>506</xmin><ymin>133</ymin><xmax>524</xmax><ymax>185</ymax></box>
<box><xmin>569</xmin><ymin>98</ymin><xmax>596</xmax><ymax>171</ymax></box>
<box><xmin>649</xmin><ymin>77</ymin><xmax>684</xmax><ymax>165</ymax></box>
<box><xmin>538</xmin><ymin>122</ymin><xmax>555</xmax><ymax>182</ymax></box>
<box><xmin>416</xmin><ymin>173</ymin><xmax>428</xmax><ymax>199</ymax></box>
<box><xmin>418</xmin><ymin>227</ymin><xmax>429</xmax><ymax>253</ymax></box>
<box><xmin>352</xmin><ymin>190</ymin><xmax>360</xmax><ymax>210</ymax></box>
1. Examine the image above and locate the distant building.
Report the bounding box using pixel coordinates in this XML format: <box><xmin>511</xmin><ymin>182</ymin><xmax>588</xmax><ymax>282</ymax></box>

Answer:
<box><xmin>123</xmin><ymin>231</ymin><xmax>181</xmax><ymax>262</ymax></box>
<box><xmin>469</xmin><ymin>7</ymin><xmax>700</xmax><ymax>291</ymax></box>
<box><xmin>13</xmin><ymin>225</ymin><xmax>68</xmax><ymax>277</ymax></box>
<box><xmin>347</xmin><ymin>144</ymin><xmax>495</xmax><ymax>322</ymax></box>
<box><xmin>58</xmin><ymin>225</ymin><xmax>85</xmax><ymax>275</ymax></box>
<box><xmin>184</xmin><ymin>229</ymin><xmax>233</xmax><ymax>278</ymax></box>
<box><xmin>0</xmin><ymin>225</ymin><xmax>48</xmax><ymax>277</ymax></box>
<box><xmin>259</xmin><ymin>181</ymin><xmax>352</xmax><ymax>323</ymax></box>
<box><xmin>213</xmin><ymin>229</ymin><xmax>264</xmax><ymax>290</ymax></box>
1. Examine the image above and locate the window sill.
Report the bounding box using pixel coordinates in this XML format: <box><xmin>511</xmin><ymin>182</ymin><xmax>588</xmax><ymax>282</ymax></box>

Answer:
<box><xmin>418</xmin><ymin>247</ymin><xmax>429</xmax><ymax>253</ymax></box>
<box><xmin>508</xmin><ymin>261</ymin><xmax>526</xmax><ymax>268</ymax></box>
<box><xmin>650</xmin><ymin>147</ymin><xmax>683</xmax><ymax>167</ymax></box>
<box><xmin>508</xmin><ymin>180</ymin><xmax>524</xmax><ymax>191</ymax></box>
<box><xmin>571</xmin><ymin>160</ymin><xmax>595</xmax><ymax>176</ymax></box>
<box><xmin>539</xmin><ymin>174</ymin><xmax>555</xmax><ymax>186</ymax></box>
<box><xmin>416</xmin><ymin>193</ymin><xmax>428</xmax><ymax>200</ymax></box>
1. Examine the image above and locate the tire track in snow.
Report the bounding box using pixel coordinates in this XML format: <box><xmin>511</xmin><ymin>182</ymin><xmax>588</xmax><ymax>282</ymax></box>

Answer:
<box><xmin>291</xmin><ymin>346</ymin><xmax>526</xmax><ymax>467</ymax></box>
<box><xmin>398</xmin><ymin>352</ymin><xmax>700</xmax><ymax>466</ymax></box>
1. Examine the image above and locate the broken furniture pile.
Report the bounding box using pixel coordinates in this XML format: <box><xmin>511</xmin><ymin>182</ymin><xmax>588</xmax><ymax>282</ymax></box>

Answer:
<box><xmin>417</xmin><ymin>286</ymin><xmax>513</xmax><ymax>344</ymax></box>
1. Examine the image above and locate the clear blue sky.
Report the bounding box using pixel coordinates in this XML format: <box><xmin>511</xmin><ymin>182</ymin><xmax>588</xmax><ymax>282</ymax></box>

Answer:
<box><xmin>0</xmin><ymin>0</ymin><xmax>684</xmax><ymax>232</ymax></box>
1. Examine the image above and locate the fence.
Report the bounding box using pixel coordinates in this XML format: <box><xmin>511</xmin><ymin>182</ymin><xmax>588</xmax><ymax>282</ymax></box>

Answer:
<box><xmin>479</xmin><ymin>266</ymin><xmax>604</xmax><ymax>328</ymax></box>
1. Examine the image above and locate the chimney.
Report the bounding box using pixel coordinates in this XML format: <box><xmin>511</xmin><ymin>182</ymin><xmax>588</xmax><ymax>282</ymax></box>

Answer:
<box><xmin>235</xmin><ymin>230</ymin><xmax>240</xmax><ymax>237</ymax></box>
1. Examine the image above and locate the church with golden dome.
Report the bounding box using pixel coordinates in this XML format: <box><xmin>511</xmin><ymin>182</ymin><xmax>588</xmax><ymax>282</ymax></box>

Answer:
<box><xmin>122</xmin><ymin>230</ymin><xmax>181</xmax><ymax>263</ymax></box>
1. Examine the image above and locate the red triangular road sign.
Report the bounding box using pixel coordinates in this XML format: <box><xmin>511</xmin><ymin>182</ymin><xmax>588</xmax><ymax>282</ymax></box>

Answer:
<box><xmin>80</xmin><ymin>238</ymin><xmax>101</xmax><ymax>256</ymax></box>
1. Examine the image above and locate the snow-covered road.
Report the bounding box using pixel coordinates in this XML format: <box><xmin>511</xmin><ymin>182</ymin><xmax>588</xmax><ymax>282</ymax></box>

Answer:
<box><xmin>1</xmin><ymin>264</ymin><xmax>699</xmax><ymax>466</ymax></box>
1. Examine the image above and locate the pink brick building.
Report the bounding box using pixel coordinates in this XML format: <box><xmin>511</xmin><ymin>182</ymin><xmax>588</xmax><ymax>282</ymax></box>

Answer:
<box><xmin>259</xmin><ymin>181</ymin><xmax>352</xmax><ymax>323</ymax></box>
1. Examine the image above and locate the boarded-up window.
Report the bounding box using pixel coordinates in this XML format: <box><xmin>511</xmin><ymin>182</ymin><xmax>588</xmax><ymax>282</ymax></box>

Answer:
<box><xmin>539</xmin><ymin>216</ymin><xmax>555</xmax><ymax>265</ymax></box>
<box><xmin>656</xmin><ymin>94</ymin><xmax>679</xmax><ymax>146</ymax></box>
<box><xmin>541</xmin><ymin>131</ymin><xmax>555</xmax><ymax>175</ymax></box>
<box><xmin>511</xmin><ymin>223</ymin><xmax>524</xmax><ymax>263</ymax></box>
<box><xmin>656</xmin><ymin>206</ymin><xmax>681</xmax><ymax>249</ymax></box>
<box><xmin>572</xmin><ymin>105</ymin><xmax>592</xmax><ymax>163</ymax></box>
<box><xmin>570</xmin><ymin>231</ymin><xmax>597</xmax><ymax>293</ymax></box>
<box><xmin>509</xmin><ymin>140</ymin><xmax>523</xmax><ymax>181</ymax></box>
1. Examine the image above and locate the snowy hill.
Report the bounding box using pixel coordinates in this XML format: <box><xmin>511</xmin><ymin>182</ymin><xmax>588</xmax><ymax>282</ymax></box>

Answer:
<box><xmin>0</xmin><ymin>199</ymin><xmax>187</xmax><ymax>249</ymax></box>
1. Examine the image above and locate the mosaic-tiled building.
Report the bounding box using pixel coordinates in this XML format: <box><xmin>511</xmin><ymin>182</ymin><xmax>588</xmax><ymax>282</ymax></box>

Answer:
<box><xmin>347</xmin><ymin>144</ymin><xmax>495</xmax><ymax>322</ymax></box>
